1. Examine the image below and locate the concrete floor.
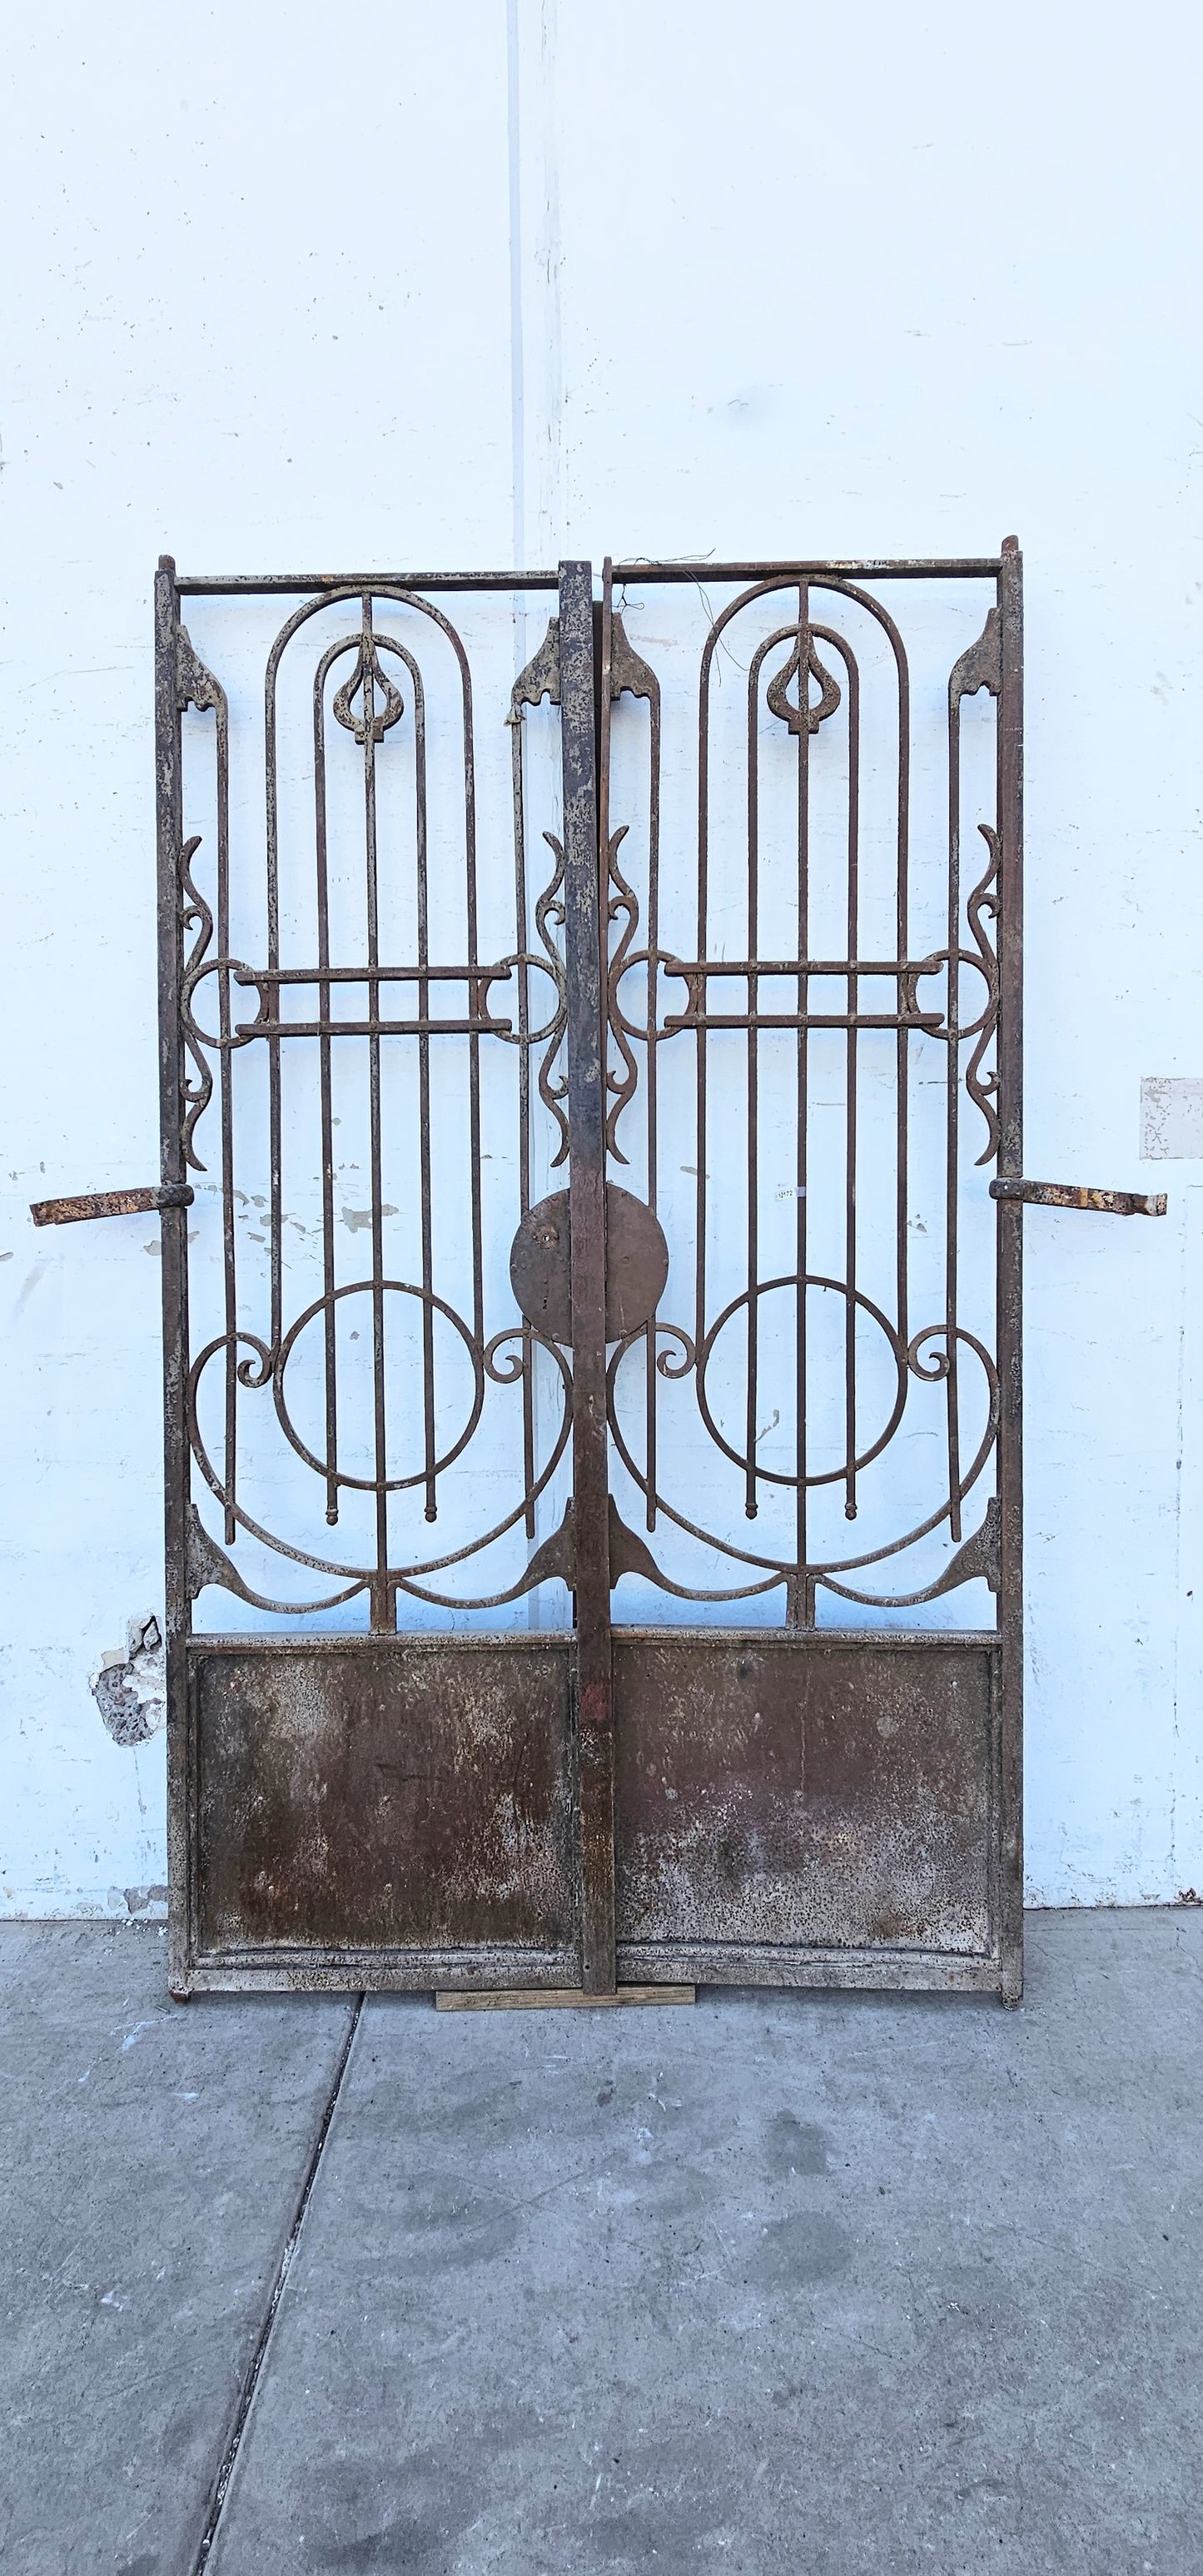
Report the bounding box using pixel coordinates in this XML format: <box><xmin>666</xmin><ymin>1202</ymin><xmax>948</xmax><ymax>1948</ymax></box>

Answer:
<box><xmin>2</xmin><ymin>1914</ymin><xmax>1201</xmax><ymax>2576</ymax></box>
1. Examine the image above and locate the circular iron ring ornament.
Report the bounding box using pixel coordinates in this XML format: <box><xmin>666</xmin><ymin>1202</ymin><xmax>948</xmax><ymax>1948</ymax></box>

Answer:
<box><xmin>510</xmin><ymin>1186</ymin><xmax>669</xmax><ymax>1345</ymax></box>
<box><xmin>694</xmin><ymin>1274</ymin><xmax>908</xmax><ymax>1491</ymax></box>
<box><xmin>273</xmin><ymin>1280</ymin><xmax>485</xmax><ymax>1493</ymax></box>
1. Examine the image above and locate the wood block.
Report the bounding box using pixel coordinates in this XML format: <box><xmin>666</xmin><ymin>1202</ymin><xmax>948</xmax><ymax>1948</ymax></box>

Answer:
<box><xmin>435</xmin><ymin>1983</ymin><xmax>695</xmax><ymax>2012</ymax></box>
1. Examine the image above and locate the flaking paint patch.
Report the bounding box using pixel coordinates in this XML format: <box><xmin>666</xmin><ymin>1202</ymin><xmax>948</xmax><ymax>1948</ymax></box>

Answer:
<box><xmin>342</xmin><ymin>1204</ymin><xmax>397</xmax><ymax>1231</ymax></box>
<box><xmin>92</xmin><ymin>1618</ymin><xmax>166</xmax><ymax>1746</ymax></box>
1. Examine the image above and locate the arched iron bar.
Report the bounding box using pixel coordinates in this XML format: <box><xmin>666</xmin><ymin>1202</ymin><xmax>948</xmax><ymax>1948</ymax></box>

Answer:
<box><xmin>311</xmin><ymin>629</ymin><xmax>430</xmax><ymax>1524</ymax></box>
<box><xmin>261</xmin><ymin>588</ymin><xmax>480</xmax><ymax>1619</ymax></box>
<box><xmin>605</xmin><ymin>1320</ymin><xmax>997</xmax><ymax>1589</ymax></box>
<box><xmin>186</xmin><ymin>1324</ymin><xmax>573</xmax><ymax>1594</ymax></box>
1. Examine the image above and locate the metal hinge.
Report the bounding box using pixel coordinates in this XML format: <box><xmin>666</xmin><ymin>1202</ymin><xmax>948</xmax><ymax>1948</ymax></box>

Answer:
<box><xmin>30</xmin><ymin>1184</ymin><xmax>194</xmax><ymax>1226</ymax></box>
<box><xmin>989</xmin><ymin>1179</ymin><xmax>1166</xmax><ymax>1218</ymax></box>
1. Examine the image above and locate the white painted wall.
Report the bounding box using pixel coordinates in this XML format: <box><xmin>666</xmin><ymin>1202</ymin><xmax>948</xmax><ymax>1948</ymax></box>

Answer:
<box><xmin>2</xmin><ymin>0</ymin><xmax>1201</xmax><ymax>1912</ymax></box>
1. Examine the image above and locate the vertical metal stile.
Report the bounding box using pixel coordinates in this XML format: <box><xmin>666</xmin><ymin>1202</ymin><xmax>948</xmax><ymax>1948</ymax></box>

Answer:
<box><xmin>559</xmin><ymin>559</ymin><xmax>616</xmax><ymax>1991</ymax></box>
<box><xmin>155</xmin><ymin>557</ymin><xmax>193</xmax><ymax>1997</ymax></box>
<box><xmin>996</xmin><ymin>536</ymin><xmax>1024</xmax><ymax>2001</ymax></box>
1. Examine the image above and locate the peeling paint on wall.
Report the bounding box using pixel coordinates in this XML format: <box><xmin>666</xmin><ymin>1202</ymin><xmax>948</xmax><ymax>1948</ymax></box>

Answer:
<box><xmin>91</xmin><ymin>1619</ymin><xmax>166</xmax><ymax>1747</ymax></box>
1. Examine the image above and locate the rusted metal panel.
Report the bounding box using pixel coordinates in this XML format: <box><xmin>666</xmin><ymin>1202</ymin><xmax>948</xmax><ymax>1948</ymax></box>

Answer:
<box><xmin>191</xmin><ymin>1638</ymin><xmax>576</xmax><ymax>1962</ymax></box>
<box><xmin>613</xmin><ymin>1633</ymin><xmax>996</xmax><ymax>1967</ymax></box>
<box><xmin>510</xmin><ymin>1182</ymin><xmax>669</xmax><ymax>1345</ymax></box>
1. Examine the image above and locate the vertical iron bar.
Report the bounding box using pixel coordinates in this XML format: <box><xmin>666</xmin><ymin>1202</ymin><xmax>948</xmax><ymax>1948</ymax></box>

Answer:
<box><xmin>598</xmin><ymin>565</ymin><xmax>614</xmax><ymax>1225</ymax></box>
<box><xmin>361</xmin><ymin>597</ymin><xmax>391</xmax><ymax>1627</ymax></box>
<box><xmin>997</xmin><ymin>536</ymin><xmax>1024</xmax><ymax>2003</ymax></box>
<box><xmin>313</xmin><ymin>666</ymin><xmax>339</xmax><ymax>1525</ymax></box>
<box><xmin>644</xmin><ymin>638</ymin><xmax>662</xmax><ymax>1533</ymax></box>
<box><xmin>946</xmin><ymin>657</ymin><xmax>964</xmax><ymax>1539</ymax></box>
<box><xmin>560</xmin><ymin>559</ymin><xmax>615</xmax><ymax>1994</ymax></box>
<box><xmin>264</xmin><ymin>634</ymin><xmax>283</xmax><ymax>1362</ymax></box>
<box><xmin>511</xmin><ymin>677</ymin><xmax>536</xmax><ymax>1538</ymax></box>
<box><xmin>460</xmin><ymin>644</ymin><xmax>485</xmax><ymax>1575</ymax></box>
<box><xmin>598</xmin><ymin>566</ymin><xmax>614</xmax><ymax>876</ymax></box>
<box><xmin>794</xmin><ymin>586</ymin><xmax>810</xmax><ymax>1616</ymax></box>
<box><xmin>596</xmin><ymin>563</ymin><xmax>617</xmax><ymax>1527</ymax></box>
<box><xmin>695</xmin><ymin>647</ymin><xmax>711</xmax><ymax>1403</ymax></box>
<box><xmin>745</xmin><ymin>651</ymin><xmax>761</xmax><ymax>1521</ymax></box>
<box><xmin>894</xmin><ymin>639</ymin><xmax>912</xmax><ymax>1370</ymax></box>
<box><xmin>462</xmin><ymin>664</ymin><xmax>484</xmax><ymax>1367</ymax></box>
<box><xmin>843</xmin><ymin>645</ymin><xmax>860</xmax><ymax>1521</ymax></box>
<box><xmin>157</xmin><ymin>558</ymin><xmax>193</xmax><ymax>1998</ymax></box>
<box><xmin>412</xmin><ymin>664</ymin><xmax>436</xmax><ymax>1523</ymax></box>
<box><xmin>212</xmin><ymin>692</ymin><xmax>236</xmax><ymax>1545</ymax></box>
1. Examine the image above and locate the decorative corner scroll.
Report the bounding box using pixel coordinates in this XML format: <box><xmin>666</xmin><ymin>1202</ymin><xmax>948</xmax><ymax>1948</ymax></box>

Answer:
<box><xmin>186</xmin><ymin>1501</ymin><xmax>255</xmax><ymax>1606</ymax></box>
<box><xmin>949</xmin><ymin>605</ymin><xmax>1002</xmax><ymax>704</ymax></box>
<box><xmin>175</xmin><ymin>632</ymin><xmax>228</xmax><ymax>1173</ymax></box>
<box><xmin>927</xmin><ymin>1495</ymin><xmax>1000</xmax><ymax>1599</ymax></box>
<box><xmin>815</xmin><ymin>1497</ymin><xmax>1001</xmax><ymax>1614</ymax></box>
<box><xmin>508</xmin><ymin>619</ymin><xmax>561</xmax><ymax>722</ymax></box>
<box><xmin>516</xmin><ymin>1500</ymin><xmax>575</xmax><ymax>1595</ymax></box>
<box><xmin>176</xmin><ymin>624</ymin><xmax>225</xmax><ymax>718</ymax></box>
<box><xmin>534</xmin><ymin>830</ymin><xmax>570</xmax><ymax>1168</ymax></box>
<box><xmin>965</xmin><ymin>823</ymin><xmax>1001</xmax><ymax>1164</ymax></box>
<box><xmin>608</xmin><ymin>1499</ymin><xmax>664</xmax><ymax>1590</ymax></box>
<box><xmin>604</xmin><ymin>823</ymin><xmax>639</xmax><ymax>1166</ymax></box>
<box><xmin>948</xmin><ymin>604</ymin><xmax>1003</xmax><ymax>1166</ymax></box>
<box><xmin>609</xmin><ymin>612</ymin><xmax>657</xmax><ymax>704</ymax></box>
<box><xmin>602</xmin><ymin>614</ymin><xmax>661</xmax><ymax>1163</ymax></box>
<box><xmin>506</xmin><ymin>620</ymin><xmax>569</xmax><ymax>1163</ymax></box>
<box><xmin>186</xmin><ymin>1502</ymin><xmax>374</xmax><ymax>1617</ymax></box>
<box><xmin>179</xmin><ymin>834</ymin><xmax>214</xmax><ymax>1172</ymax></box>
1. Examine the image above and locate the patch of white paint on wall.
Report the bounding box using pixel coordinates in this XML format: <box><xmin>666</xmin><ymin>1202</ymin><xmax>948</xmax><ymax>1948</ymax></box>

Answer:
<box><xmin>1141</xmin><ymin>1079</ymin><xmax>1203</xmax><ymax>1162</ymax></box>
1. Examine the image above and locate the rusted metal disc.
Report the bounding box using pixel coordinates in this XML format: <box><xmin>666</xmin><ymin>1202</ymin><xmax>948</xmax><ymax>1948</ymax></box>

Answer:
<box><xmin>510</xmin><ymin>1191</ymin><xmax>573</xmax><ymax>1341</ymax></box>
<box><xmin>510</xmin><ymin>1186</ymin><xmax>669</xmax><ymax>1345</ymax></box>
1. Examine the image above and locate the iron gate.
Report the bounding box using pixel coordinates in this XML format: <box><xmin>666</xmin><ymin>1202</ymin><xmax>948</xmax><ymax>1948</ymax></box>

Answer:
<box><xmin>32</xmin><ymin>543</ymin><xmax>1167</xmax><ymax>2002</ymax></box>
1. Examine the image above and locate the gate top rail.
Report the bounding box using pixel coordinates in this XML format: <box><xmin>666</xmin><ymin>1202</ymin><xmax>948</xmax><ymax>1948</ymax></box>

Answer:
<box><xmin>169</xmin><ymin>563</ymin><xmax>563</xmax><ymax>596</ymax></box>
<box><xmin>609</xmin><ymin>555</ymin><xmax>1007</xmax><ymax>582</ymax></box>
<box><xmin>167</xmin><ymin>554</ymin><xmax>1007</xmax><ymax>599</ymax></box>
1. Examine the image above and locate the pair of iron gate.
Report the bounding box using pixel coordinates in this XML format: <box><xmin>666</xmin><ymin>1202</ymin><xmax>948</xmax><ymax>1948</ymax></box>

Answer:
<box><xmin>35</xmin><ymin>543</ymin><xmax>1164</xmax><ymax>2002</ymax></box>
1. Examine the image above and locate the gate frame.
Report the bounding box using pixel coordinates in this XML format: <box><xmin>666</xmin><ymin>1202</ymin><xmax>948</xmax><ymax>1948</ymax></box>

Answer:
<box><xmin>28</xmin><ymin>541</ymin><xmax>1166</xmax><ymax>2007</ymax></box>
<box><xmin>152</xmin><ymin>551</ymin><xmax>1023</xmax><ymax>2003</ymax></box>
